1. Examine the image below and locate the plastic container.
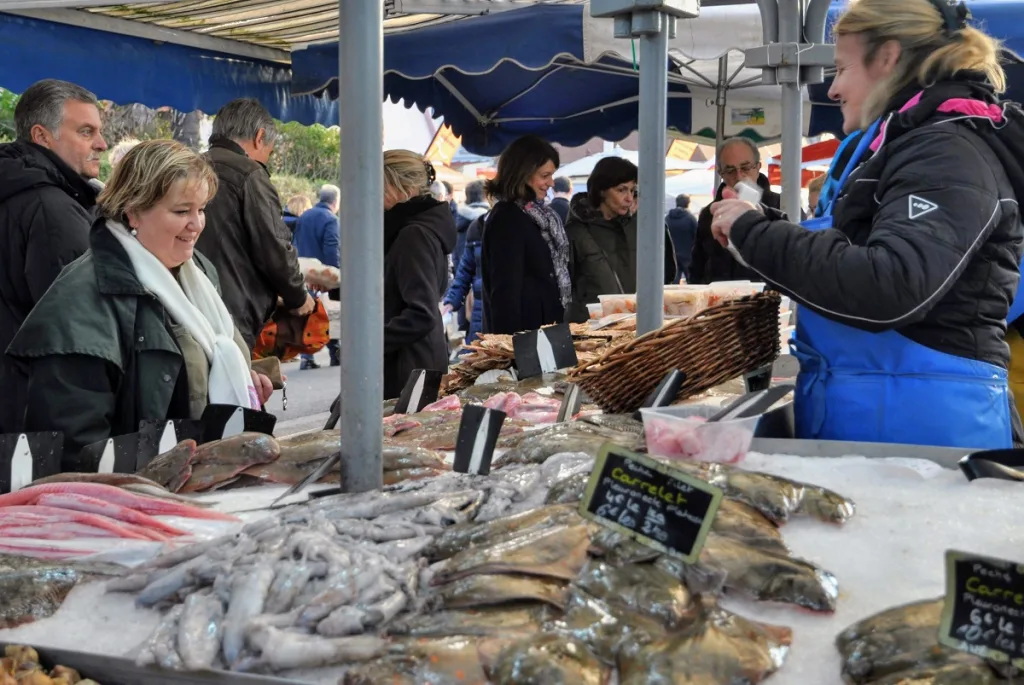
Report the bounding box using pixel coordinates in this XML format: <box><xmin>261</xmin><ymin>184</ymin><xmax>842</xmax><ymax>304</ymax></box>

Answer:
<box><xmin>599</xmin><ymin>293</ymin><xmax>637</xmax><ymax>316</ymax></box>
<box><xmin>587</xmin><ymin>303</ymin><xmax>603</xmax><ymax>320</ymax></box>
<box><xmin>664</xmin><ymin>285</ymin><xmax>710</xmax><ymax>317</ymax></box>
<box><xmin>779</xmin><ymin>325</ymin><xmax>795</xmax><ymax>350</ymax></box>
<box><xmin>641</xmin><ymin>404</ymin><xmax>758</xmax><ymax>464</ymax></box>
<box><xmin>706</xmin><ymin>280</ymin><xmax>766</xmax><ymax>308</ymax></box>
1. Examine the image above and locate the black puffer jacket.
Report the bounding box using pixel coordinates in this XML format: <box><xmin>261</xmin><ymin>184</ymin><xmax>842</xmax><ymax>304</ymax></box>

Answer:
<box><xmin>690</xmin><ymin>174</ymin><xmax>781</xmax><ymax>284</ymax></box>
<box><xmin>729</xmin><ymin>77</ymin><xmax>1024</xmax><ymax>368</ymax></box>
<box><xmin>383</xmin><ymin>196</ymin><xmax>456</xmax><ymax>400</ymax></box>
<box><xmin>0</xmin><ymin>141</ymin><xmax>97</xmax><ymax>435</ymax></box>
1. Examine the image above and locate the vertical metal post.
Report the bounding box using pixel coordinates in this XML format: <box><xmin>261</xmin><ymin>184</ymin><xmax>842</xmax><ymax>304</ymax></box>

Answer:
<box><xmin>338</xmin><ymin>0</ymin><xmax>384</xmax><ymax>493</ymax></box>
<box><xmin>636</xmin><ymin>11</ymin><xmax>669</xmax><ymax>334</ymax></box>
<box><xmin>777</xmin><ymin>0</ymin><xmax>804</xmax><ymax>221</ymax></box>
<box><xmin>713</xmin><ymin>54</ymin><xmax>728</xmax><ymax>191</ymax></box>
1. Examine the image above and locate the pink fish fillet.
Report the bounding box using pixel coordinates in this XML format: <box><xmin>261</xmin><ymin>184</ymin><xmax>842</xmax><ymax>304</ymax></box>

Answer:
<box><xmin>0</xmin><ymin>522</ymin><xmax>121</xmax><ymax>540</ymax></box>
<box><xmin>0</xmin><ymin>505</ymin><xmax>151</xmax><ymax>540</ymax></box>
<box><xmin>35</xmin><ymin>493</ymin><xmax>187</xmax><ymax>537</ymax></box>
<box><xmin>0</xmin><ymin>483</ymin><xmax>238</xmax><ymax>521</ymax></box>
<box><xmin>421</xmin><ymin>395</ymin><xmax>462</xmax><ymax>412</ymax></box>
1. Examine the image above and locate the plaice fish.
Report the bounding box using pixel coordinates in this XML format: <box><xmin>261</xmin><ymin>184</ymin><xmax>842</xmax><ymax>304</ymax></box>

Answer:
<box><xmin>383</xmin><ymin>467</ymin><xmax>447</xmax><ymax>486</ymax></box>
<box><xmin>494</xmin><ymin>424</ymin><xmax>642</xmax><ymax>467</ymax></box>
<box><xmin>428</xmin><ymin>573</ymin><xmax>570</xmax><ymax>611</ymax></box>
<box><xmin>486</xmin><ymin>632</ymin><xmax>611</xmax><ymax>685</ymax></box>
<box><xmin>545</xmin><ymin>471</ymin><xmax>591</xmax><ymax>504</ymax></box>
<box><xmin>427</xmin><ymin>504</ymin><xmax>581</xmax><ymax>562</ymax></box>
<box><xmin>0</xmin><ymin>553</ymin><xmax>122</xmax><ymax>628</ymax></box>
<box><xmin>431</xmin><ymin>524</ymin><xmax>593</xmax><ymax>584</ymax></box>
<box><xmin>550</xmin><ymin>589</ymin><xmax>669</xmax><ymax>665</ymax></box>
<box><xmin>136</xmin><ymin>440</ymin><xmax>198</xmax><ymax>493</ymax></box>
<box><xmin>617</xmin><ymin>599</ymin><xmax>792</xmax><ymax>685</ymax></box>
<box><xmin>342</xmin><ymin>636</ymin><xmax>511</xmax><ymax>685</ymax></box>
<box><xmin>835</xmin><ymin>598</ymin><xmax>998</xmax><ymax>684</ymax></box>
<box><xmin>180</xmin><ymin>433</ymin><xmax>281</xmax><ymax>493</ymax></box>
<box><xmin>711</xmin><ymin>498</ymin><xmax>788</xmax><ymax>554</ymax></box>
<box><xmin>657</xmin><ymin>534</ymin><xmax>840</xmax><ymax>612</ymax></box>
<box><xmin>240</xmin><ymin>432</ymin><xmax>342</xmax><ymax>485</ymax></box>
<box><xmin>382</xmin><ymin>445</ymin><xmax>447</xmax><ymax>471</ymax></box>
<box><xmin>389</xmin><ymin>604</ymin><xmax>554</xmax><ymax>638</ymax></box>
<box><xmin>574</xmin><ymin>560</ymin><xmax>695</xmax><ymax>629</ymax></box>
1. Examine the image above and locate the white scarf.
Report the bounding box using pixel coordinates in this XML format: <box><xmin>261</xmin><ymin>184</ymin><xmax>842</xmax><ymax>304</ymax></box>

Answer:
<box><xmin>106</xmin><ymin>220</ymin><xmax>257</xmax><ymax>409</ymax></box>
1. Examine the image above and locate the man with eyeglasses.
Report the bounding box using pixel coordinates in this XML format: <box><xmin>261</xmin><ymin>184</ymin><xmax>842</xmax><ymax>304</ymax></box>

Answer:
<box><xmin>689</xmin><ymin>137</ymin><xmax>782</xmax><ymax>284</ymax></box>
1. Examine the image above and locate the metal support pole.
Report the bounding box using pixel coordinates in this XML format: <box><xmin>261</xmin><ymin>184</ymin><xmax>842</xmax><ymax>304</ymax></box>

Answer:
<box><xmin>636</xmin><ymin>11</ymin><xmax>669</xmax><ymax>333</ymax></box>
<box><xmin>777</xmin><ymin>0</ymin><xmax>804</xmax><ymax>221</ymax></box>
<box><xmin>713</xmin><ymin>54</ymin><xmax>728</xmax><ymax>191</ymax></box>
<box><xmin>338</xmin><ymin>0</ymin><xmax>384</xmax><ymax>493</ymax></box>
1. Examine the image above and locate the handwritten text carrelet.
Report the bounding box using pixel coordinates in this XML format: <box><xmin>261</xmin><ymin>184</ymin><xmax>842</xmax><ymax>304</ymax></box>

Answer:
<box><xmin>610</xmin><ymin>466</ymin><xmax>688</xmax><ymax>506</ymax></box>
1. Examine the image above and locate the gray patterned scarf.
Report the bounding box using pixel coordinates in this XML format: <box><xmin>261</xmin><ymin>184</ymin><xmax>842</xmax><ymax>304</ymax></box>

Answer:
<box><xmin>518</xmin><ymin>200</ymin><xmax>572</xmax><ymax>308</ymax></box>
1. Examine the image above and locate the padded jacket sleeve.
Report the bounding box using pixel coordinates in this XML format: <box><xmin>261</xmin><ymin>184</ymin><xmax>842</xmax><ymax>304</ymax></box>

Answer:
<box><xmin>241</xmin><ymin>173</ymin><xmax>308</xmax><ymax>310</ymax></box>
<box><xmin>729</xmin><ymin>130</ymin><xmax>1007</xmax><ymax>332</ymax></box>
<box><xmin>384</xmin><ymin>225</ymin><xmax>444</xmax><ymax>354</ymax></box>
<box><xmin>23</xmin><ymin>189</ymin><xmax>91</xmax><ymax>301</ymax></box>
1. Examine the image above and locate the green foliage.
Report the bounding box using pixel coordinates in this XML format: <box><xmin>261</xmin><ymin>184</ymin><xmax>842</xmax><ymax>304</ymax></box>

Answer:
<box><xmin>0</xmin><ymin>89</ymin><xmax>19</xmax><ymax>143</ymax></box>
<box><xmin>271</xmin><ymin>174</ymin><xmax>320</xmax><ymax>206</ymax></box>
<box><xmin>269</xmin><ymin>120</ymin><xmax>340</xmax><ymax>184</ymax></box>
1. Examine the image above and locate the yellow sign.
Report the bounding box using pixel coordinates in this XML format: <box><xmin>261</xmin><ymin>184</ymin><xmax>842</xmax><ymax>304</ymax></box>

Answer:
<box><xmin>424</xmin><ymin>124</ymin><xmax>462</xmax><ymax>165</ymax></box>
<box><xmin>667</xmin><ymin>139</ymin><xmax>698</xmax><ymax>161</ymax></box>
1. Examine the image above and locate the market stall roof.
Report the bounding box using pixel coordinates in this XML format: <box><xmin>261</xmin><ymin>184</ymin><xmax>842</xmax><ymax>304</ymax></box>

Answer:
<box><xmin>0</xmin><ymin>0</ymin><xmax>587</xmax><ymax>123</ymax></box>
<box><xmin>292</xmin><ymin>1</ymin><xmax>847</xmax><ymax>152</ymax></box>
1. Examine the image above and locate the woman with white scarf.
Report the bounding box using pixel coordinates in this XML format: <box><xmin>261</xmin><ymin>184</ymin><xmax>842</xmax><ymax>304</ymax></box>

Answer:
<box><xmin>7</xmin><ymin>140</ymin><xmax>274</xmax><ymax>464</ymax></box>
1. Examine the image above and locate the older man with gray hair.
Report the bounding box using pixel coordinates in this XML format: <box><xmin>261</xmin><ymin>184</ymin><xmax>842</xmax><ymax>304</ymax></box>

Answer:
<box><xmin>293</xmin><ymin>183</ymin><xmax>341</xmax><ymax>368</ymax></box>
<box><xmin>198</xmin><ymin>98</ymin><xmax>313</xmax><ymax>350</ymax></box>
<box><xmin>689</xmin><ymin>136</ymin><xmax>783</xmax><ymax>285</ymax></box>
<box><xmin>0</xmin><ymin>78</ymin><xmax>108</xmax><ymax>435</ymax></box>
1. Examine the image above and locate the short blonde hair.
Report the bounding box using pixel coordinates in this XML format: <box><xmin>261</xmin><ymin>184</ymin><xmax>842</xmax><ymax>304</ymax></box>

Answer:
<box><xmin>383</xmin><ymin>149</ymin><xmax>434</xmax><ymax>201</ymax></box>
<box><xmin>807</xmin><ymin>174</ymin><xmax>826</xmax><ymax>194</ymax></box>
<box><xmin>108</xmin><ymin>138</ymin><xmax>141</xmax><ymax>169</ymax></box>
<box><xmin>834</xmin><ymin>0</ymin><xmax>1006</xmax><ymax>128</ymax></box>
<box><xmin>286</xmin><ymin>194</ymin><xmax>312</xmax><ymax>216</ymax></box>
<box><xmin>98</xmin><ymin>140</ymin><xmax>218</xmax><ymax>221</ymax></box>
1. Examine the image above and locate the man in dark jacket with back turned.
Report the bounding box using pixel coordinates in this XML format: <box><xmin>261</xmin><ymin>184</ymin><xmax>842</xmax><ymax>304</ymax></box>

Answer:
<box><xmin>665</xmin><ymin>194</ymin><xmax>698</xmax><ymax>282</ymax></box>
<box><xmin>198</xmin><ymin>98</ymin><xmax>313</xmax><ymax>349</ymax></box>
<box><xmin>0</xmin><ymin>79</ymin><xmax>107</xmax><ymax>435</ymax></box>
<box><xmin>690</xmin><ymin>137</ymin><xmax>781</xmax><ymax>284</ymax></box>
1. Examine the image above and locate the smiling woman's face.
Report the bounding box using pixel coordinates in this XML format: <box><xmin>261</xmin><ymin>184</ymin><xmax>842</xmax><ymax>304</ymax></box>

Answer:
<box><xmin>127</xmin><ymin>178</ymin><xmax>209</xmax><ymax>269</ymax></box>
<box><xmin>829</xmin><ymin>33</ymin><xmax>901</xmax><ymax>133</ymax></box>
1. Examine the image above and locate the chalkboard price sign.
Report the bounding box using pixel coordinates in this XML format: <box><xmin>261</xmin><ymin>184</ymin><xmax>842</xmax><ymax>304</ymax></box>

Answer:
<box><xmin>579</xmin><ymin>444</ymin><xmax>723</xmax><ymax>564</ymax></box>
<box><xmin>938</xmin><ymin>549</ymin><xmax>1024</xmax><ymax>670</ymax></box>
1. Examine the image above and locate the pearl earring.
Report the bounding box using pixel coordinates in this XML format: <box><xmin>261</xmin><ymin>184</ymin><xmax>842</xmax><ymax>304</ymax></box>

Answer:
<box><xmin>130</xmin><ymin>228</ymin><xmax>138</xmax><ymax>236</ymax></box>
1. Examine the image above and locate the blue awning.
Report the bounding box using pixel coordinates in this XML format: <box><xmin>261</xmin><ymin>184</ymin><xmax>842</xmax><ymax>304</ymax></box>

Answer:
<box><xmin>292</xmin><ymin>4</ymin><xmax>844</xmax><ymax>155</ymax></box>
<box><xmin>0</xmin><ymin>12</ymin><xmax>337</xmax><ymax>125</ymax></box>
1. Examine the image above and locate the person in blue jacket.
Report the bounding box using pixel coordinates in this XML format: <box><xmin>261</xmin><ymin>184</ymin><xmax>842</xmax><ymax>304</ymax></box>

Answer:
<box><xmin>293</xmin><ymin>184</ymin><xmax>341</xmax><ymax>369</ymax></box>
<box><xmin>443</xmin><ymin>209</ymin><xmax>488</xmax><ymax>343</ymax></box>
<box><xmin>707</xmin><ymin>0</ymin><xmax>1024</xmax><ymax>450</ymax></box>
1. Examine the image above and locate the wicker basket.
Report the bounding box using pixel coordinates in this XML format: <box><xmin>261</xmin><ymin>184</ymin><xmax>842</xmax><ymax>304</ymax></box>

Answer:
<box><xmin>568</xmin><ymin>292</ymin><xmax>782</xmax><ymax>414</ymax></box>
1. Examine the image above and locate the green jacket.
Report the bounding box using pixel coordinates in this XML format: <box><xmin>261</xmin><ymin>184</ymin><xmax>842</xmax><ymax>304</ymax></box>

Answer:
<box><xmin>6</xmin><ymin>219</ymin><xmax>245</xmax><ymax>464</ymax></box>
<box><xmin>564</xmin><ymin>193</ymin><xmax>677</xmax><ymax>323</ymax></box>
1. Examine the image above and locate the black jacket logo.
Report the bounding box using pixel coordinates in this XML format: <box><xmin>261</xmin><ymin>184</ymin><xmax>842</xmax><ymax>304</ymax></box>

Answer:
<box><xmin>908</xmin><ymin>195</ymin><xmax>939</xmax><ymax>220</ymax></box>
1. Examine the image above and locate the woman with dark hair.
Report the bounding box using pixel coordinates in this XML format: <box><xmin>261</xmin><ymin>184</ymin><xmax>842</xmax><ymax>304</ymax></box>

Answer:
<box><xmin>564</xmin><ymin>156</ymin><xmax>676</xmax><ymax>322</ymax></box>
<box><xmin>480</xmin><ymin>135</ymin><xmax>568</xmax><ymax>334</ymax></box>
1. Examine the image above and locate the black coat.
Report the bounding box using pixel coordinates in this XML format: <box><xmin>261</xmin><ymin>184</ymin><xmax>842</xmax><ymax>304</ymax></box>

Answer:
<box><xmin>730</xmin><ymin>78</ymin><xmax>1024</xmax><ymax>368</ymax></box>
<box><xmin>0</xmin><ymin>141</ymin><xmax>97</xmax><ymax>435</ymax></box>
<box><xmin>665</xmin><ymin>207</ymin><xmax>698</xmax><ymax>273</ymax></box>
<box><xmin>549</xmin><ymin>196</ymin><xmax>570</xmax><ymax>226</ymax></box>
<box><xmin>384</xmin><ymin>197</ymin><xmax>457</xmax><ymax>400</ymax></box>
<box><xmin>198</xmin><ymin>138</ymin><xmax>307</xmax><ymax>349</ymax></box>
<box><xmin>481</xmin><ymin>200</ymin><xmax>566</xmax><ymax>334</ymax></box>
<box><xmin>690</xmin><ymin>174</ymin><xmax>781</xmax><ymax>284</ymax></box>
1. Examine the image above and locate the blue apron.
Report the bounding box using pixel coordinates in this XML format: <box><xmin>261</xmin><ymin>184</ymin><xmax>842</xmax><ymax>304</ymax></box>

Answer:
<box><xmin>792</xmin><ymin>120</ymin><xmax>1013</xmax><ymax>449</ymax></box>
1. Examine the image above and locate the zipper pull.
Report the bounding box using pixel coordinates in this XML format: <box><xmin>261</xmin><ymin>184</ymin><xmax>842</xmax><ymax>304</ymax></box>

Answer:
<box><xmin>281</xmin><ymin>382</ymin><xmax>287</xmax><ymax>411</ymax></box>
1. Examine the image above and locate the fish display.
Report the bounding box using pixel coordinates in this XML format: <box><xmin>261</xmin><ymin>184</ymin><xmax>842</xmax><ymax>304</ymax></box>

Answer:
<box><xmin>0</xmin><ymin>555</ymin><xmax>122</xmax><ymax>629</ymax></box>
<box><xmin>109</xmin><ymin>451</ymin><xmax>855</xmax><ymax>681</ymax></box>
<box><xmin>136</xmin><ymin>440</ymin><xmax>198</xmax><ymax>493</ymax></box>
<box><xmin>180</xmin><ymin>433</ymin><xmax>281</xmax><ymax>493</ymax></box>
<box><xmin>835</xmin><ymin>599</ymin><xmax>1002</xmax><ymax>684</ymax></box>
